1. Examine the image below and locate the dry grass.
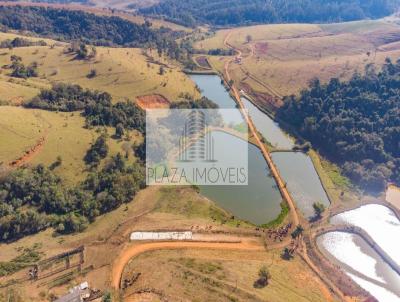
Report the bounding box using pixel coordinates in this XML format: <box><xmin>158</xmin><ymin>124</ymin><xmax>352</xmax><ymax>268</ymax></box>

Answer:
<box><xmin>122</xmin><ymin>248</ymin><xmax>337</xmax><ymax>302</ymax></box>
<box><xmin>0</xmin><ymin>106</ymin><xmax>141</xmax><ymax>184</ymax></box>
<box><xmin>0</xmin><ymin>185</ymin><xmax>259</xmax><ymax>301</ymax></box>
<box><xmin>198</xmin><ymin>19</ymin><xmax>400</xmax><ymax>97</ymax></box>
<box><xmin>0</xmin><ymin>32</ymin><xmax>199</xmax><ymax>104</ymax></box>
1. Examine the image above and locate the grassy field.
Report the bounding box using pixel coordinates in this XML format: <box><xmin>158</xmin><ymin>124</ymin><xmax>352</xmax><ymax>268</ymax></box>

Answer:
<box><xmin>0</xmin><ymin>106</ymin><xmax>141</xmax><ymax>184</ymax></box>
<box><xmin>0</xmin><ymin>32</ymin><xmax>200</xmax><ymax>104</ymax></box>
<box><xmin>0</xmin><ymin>185</ymin><xmax>259</xmax><ymax>301</ymax></box>
<box><xmin>198</xmin><ymin>19</ymin><xmax>400</xmax><ymax>101</ymax></box>
<box><xmin>122</xmin><ymin>248</ymin><xmax>336</xmax><ymax>302</ymax></box>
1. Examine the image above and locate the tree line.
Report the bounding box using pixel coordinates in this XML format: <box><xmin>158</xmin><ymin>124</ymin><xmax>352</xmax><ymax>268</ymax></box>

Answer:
<box><xmin>277</xmin><ymin>59</ymin><xmax>400</xmax><ymax>192</ymax></box>
<box><xmin>141</xmin><ymin>0</ymin><xmax>400</xmax><ymax>27</ymax></box>
<box><xmin>0</xmin><ymin>37</ymin><xmax>47</xmax><ymax>49</ymax></box>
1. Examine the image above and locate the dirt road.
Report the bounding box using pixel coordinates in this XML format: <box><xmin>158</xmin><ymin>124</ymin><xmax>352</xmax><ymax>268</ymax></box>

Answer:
<box><xmin>111</xmin><ymin>241</ymin><xmax>264</xmax><ymax>289</ymax></box>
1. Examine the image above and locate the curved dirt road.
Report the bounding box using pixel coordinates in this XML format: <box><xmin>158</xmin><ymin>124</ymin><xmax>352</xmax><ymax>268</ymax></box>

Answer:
<box><xmin>111</xmin><ymin>241</ymin><xmax>264</xmax><ymax>289</ymax></box>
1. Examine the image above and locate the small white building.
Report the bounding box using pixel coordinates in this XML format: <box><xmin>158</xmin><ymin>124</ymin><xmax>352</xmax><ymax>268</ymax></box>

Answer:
<box><xmin>130</xmin><ymin>231</ymin><xmax>193</xmax><ymax>241</ymax></box>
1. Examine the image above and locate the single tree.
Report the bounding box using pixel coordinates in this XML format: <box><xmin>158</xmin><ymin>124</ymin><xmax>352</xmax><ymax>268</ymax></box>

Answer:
<box><xmin>291</xmin><ymin>225</ymin><xmax>304</xmax><ymax>239</ymax></box>
<box><xmin>281</xmin><ymin>247</ymin><xmax>294</xmax><ymax>260</ymax></box>
<box><xmin>246</xmin><ymin>34</ymin><xmax>252</xmax><ymax>43</ymax></box>
<box><xmin>312</xmin><ymin>202</ymin><xmax>326</xmax><ymax>219</ymax></box>
<box><xmin>115</xmin><ymin>123</ymin><xmax>125</xmax><ymax>138</ymax></box>
<box><xmin>102</xmin><ymin>292</ymin><xmax>112</xmax><ymax>302</ymax></box>
<box><xmin>254</xmin><ymin>265</ymin><xmax>271</xmax><ymax>288</ymax></box>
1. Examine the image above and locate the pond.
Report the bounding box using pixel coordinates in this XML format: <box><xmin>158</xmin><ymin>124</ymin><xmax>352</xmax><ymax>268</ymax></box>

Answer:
<box><xmin>199</xmin><ymin>131</ymin><xmax>282</xmax><ymax>225</ymax></box>
<box><xmin>190</xmin><ymin>74</ymin><xmax>330</xmax><ymax>223</ymax></box>
<box><xmin>190</xmin><ymin>74</ymin><xmax>237</xmax><ymax>108</ymax></box>
<box><xmin>190</xmin><ymin>74</ymin><xmax>282</xmax><ymax>225</ymax></box>
<box><xmin>271</xmin><ymin>152</ymin><xmax>330</xmax><ymax>218</ymax></box>
<box><xmin>318</xmin><ymin>231</ymin><xmax>400</xmax><ymax>301</ymax></box>
<box><xmin>241</xmin><ymin>97</ymin><xmax>294</xmax><ymax>150</ymax></box>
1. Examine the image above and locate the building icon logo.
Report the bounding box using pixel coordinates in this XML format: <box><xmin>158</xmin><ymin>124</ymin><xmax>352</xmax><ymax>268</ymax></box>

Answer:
<box><xmin>179</xmin><ymin>110</ymin><xmax>216</xmax><ymax>162</ymax></box>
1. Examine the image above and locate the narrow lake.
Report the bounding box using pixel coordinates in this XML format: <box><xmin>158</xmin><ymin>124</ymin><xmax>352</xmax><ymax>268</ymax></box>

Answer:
<box><xmin>199</xmin><ymin>131</ymin><xmax>282</xmax><ymax>225</ymax></box>
<box><xmin>271</xmin><ymin>152</ymin><xmax>330</xmax><ymax>218</ymax></box>
<box><xmin>191</xmin><ymin>74</ymin><xmax>282</xmax><ymax>225</ymax></box>
<box><xmin>240</xmin><ymin>97</ymin><xmax>294</xmax><ymax>149</ymax></box>
<box><xmin>318</xmin><ymin>232</ymin><xmax>400</xmax><ymax>301</ymax></box>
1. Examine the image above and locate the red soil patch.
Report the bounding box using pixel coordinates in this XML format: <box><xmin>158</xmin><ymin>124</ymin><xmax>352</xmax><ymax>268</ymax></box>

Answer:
<box><xmin>255</xmin><ymin>42</ymin><xmax>268</xmax><ymax>56</ymax></box>
<box><xmin>136</xmin><ymin>94</ymin><xmax>170</xmax><ymax>109</ymax></box>
<box><xmin>9</xmin><ymin>136</ymin><xmax>46</xmax><ymax>168</ymax></box>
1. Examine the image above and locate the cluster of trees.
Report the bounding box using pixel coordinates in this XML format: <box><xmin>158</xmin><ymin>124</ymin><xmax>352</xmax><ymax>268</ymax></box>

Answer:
<box><xmin>0</xmin><ymin>6</ymin><xmax>186</xmax><ymax>60</ymax></box>
<box><xmin>0</xmin><ymin>153</ymin><xmax>145</xmax><ymax>242</ymax></box>
<box><xmin>141</xmin><ymin>0</ymin><xmax>400</xmax><ymax>27</ymax></box>
<box><xmin>65</xmin><ymin>42</ymin><xmax>97</xmax><ymax>60</ymax></box>
<box><xmin>24</xmin><ymin>83</ymin><xmax>146</xmax><ymax>133</ymax></box>
<box><xmin>253</xmin><ymin>266</ymin><xmax>271</xmax><ymax>288</ymax></box>
<box><xmin>170</xmin><ymin>97</ymin><xmax>219</xmax><ymax>109</ymax></box>
<box><xmin>278</xmin><ymin>59</ymin><xmax>400</xmax><ymax>192</ymax></box>
<box><xmin>25</xmin><ymin>83</ymin><xmax>111</xmax><ymax>111</ymax></box>
<box><xmin>9</xmin><ymin>55</ymin><xmax>38</xmax><ymax>78</ymax></box>
<box><xmin>0</xmin><ymin>37</ymin><xmax>46</xmax><ymax>49</ymax></box>
<box><xmin>84</xmin><ymin>133</ymin><xmax>109</xmax><ymax>166</ymax></box>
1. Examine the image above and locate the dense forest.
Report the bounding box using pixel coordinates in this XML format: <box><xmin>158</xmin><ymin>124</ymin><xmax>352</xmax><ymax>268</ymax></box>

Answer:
<box><xmin>141</xmin><ymin>0</ymin><xmax>400</xmax><ymax>27</ymax></box>
<box><xmin>0</xmin><ymin>6</ymin><xmax>185</xmax><ymax>59</ymax></box>
<box><xmin>277</xmin><ymin>59</ymin><xmax>400</xmax><ymax>192</ymax></box>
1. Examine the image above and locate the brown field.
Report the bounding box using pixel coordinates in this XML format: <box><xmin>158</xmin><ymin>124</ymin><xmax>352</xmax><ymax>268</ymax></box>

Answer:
<box><xmin>198</xmin><ymin>19</ymin><xmax>400</xmax><ymax>107</ymax></box>
<box><xmin>121</xmin><ymin>248</ymin><xmax>337</xmax><ymax>302</ymax></box>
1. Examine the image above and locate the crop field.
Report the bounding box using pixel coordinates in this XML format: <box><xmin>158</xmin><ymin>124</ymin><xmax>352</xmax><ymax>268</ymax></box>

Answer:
<box><xmin>0</xmin><ymin>32</ymin><xmax>199</xmax><ymax>104</ymax></box>
<box><xmin>122</xmin><ymin>248</ymin><xmax>335</xmax><ymax>302</ymax></box>
<box><xmin>0</xmin><ymin>106</ymin><xmax>141</xmax><ymax>184</ymax></box>
<box><xmin>198</xmin><ymin>19</ymin><xmax>400</xmax><ymax>101</ymax></box>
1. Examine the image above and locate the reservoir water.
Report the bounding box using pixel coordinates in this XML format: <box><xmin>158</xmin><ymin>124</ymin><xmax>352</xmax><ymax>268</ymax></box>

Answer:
<box><xmin>271</xmin><ymin>152</ymin><xmax>330</xmax><ymax>218</ymax></box>
<box><xmin>200</xmin><ymin>131</ymin><xmax>282</xmax><ymax>225</ymax></box>
<box><xmin>240</xmin><ymin>97</ymin><xmax>294</xmax><ymax>149</ymax></box>
<box><xmin>190</xmin><ymin>74</ymin><xmax>330</xmax><ymax>223</ymax></box>
<box><xmin>190</xmin><ymin>74</ymin><xmax>282</xmax><ymax>225</ymax></box>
